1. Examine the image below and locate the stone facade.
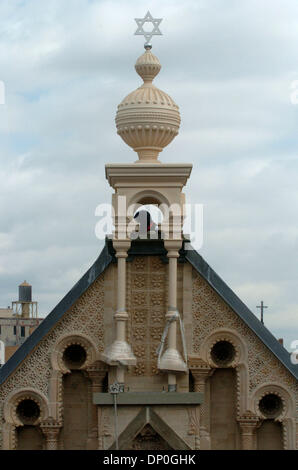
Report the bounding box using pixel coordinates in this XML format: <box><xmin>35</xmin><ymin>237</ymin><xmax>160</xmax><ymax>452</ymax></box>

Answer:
<box><xmin>0</xmin><ymin>316</ymin><xmax>42</xmax><ymax>348</ymax></box>
<box><xmin>0</xmin><ymin>256</ymin><xmax>296</xmax><ymax>450</ymax></box>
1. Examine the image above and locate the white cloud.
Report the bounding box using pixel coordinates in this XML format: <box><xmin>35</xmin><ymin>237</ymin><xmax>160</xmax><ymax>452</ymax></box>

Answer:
<box><xmin>0</xmin><ymin>0</ymin><xmax>297</xmax><ymax>350</ymax></box>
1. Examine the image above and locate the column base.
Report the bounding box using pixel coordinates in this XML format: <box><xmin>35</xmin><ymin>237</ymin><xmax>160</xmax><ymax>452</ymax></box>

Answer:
<box><xmin>158</xmin><ymin>348</ymin><xmax>187</xmax><ymax>373</ymax></box>
<box><xmin>100</xmin><ymin>340</ymin><xmax>136</xmax><ymax>366</ymax></box>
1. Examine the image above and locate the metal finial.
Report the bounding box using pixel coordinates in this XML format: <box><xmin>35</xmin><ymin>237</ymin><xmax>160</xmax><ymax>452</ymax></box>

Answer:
<box><xmin>134</xmin><ymin>11</ymin><xmax>163</xmax><ymax>49</ymax></box>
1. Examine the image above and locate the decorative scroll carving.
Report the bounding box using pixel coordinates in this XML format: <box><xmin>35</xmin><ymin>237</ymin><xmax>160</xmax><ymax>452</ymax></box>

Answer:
<box><xmin>127</xmin><ymin>424</ymin><xmax>172</xmax><ymax>450</ymax></box>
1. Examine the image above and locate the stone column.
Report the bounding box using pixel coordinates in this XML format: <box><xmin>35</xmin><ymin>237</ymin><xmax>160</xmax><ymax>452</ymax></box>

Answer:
<box><xmin>40</xmin><ymin>418</ymin><xmax>61</xmax><ymax>450</ymax></box>
<box><xmin>237</xmin><ymin>412</ymin><xmax>259</xmax><ymax>450</ymax></box>
<box><xmin>101</xmin><ymin>239</ymin><xmax>135</xmax><ymax>383</ymax></box>
<box><xmin>2</xmin><ymin>422</ymin><xmax>17</xmax><ymax>450</ymax></box>
<box><xmin>163</xmin><ymin>240</ymin><xmax>184</xmax><ymax>391</ymax></box>
<box><xmin>98</xmin><ymin>406</ymin><xmax>111</xmax><ymax>450</ymax></box>
<box><xmin>86</xmin><ymin>365</ymin><xmax>107</xmax><ymax>450</ymax></box>
<box><xmin>191</xmin><ymin>364</ymin><xmax>213</xmax><ymax>450</ymax></box>
<box><xmin>114</xmin><ymin>241</ymin><xmax>130</xmax><ymax>388</ymax></box>
<box><xmin>167</xmin><ymin>245</ymin><xmax>179</xmax><ymax>390</ymax></box>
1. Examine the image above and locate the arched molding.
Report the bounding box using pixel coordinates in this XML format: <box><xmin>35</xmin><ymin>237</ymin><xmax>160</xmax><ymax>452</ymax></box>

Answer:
<box><xmin>48</xmin><ymin>333</ymin><xmax>100</xmax><ymax>427</ymax></box>
<box><xmin>127</xmin><ymin>190</ymin><xmax>185</xmax><ymax>226</ymax></box>
<box><xmin>251</xmin><ymin>382</ymin><xmax>294</xmax><ymax>420</ymax></box>
<box><xmin>50</xmin><ymin>332</ymin><xmax>98</xmax><ymax>374</ymax></box>
<box><xmin>127</xmin><ymin>190</ymin><xmax>170</xmax><ymax>213</ymax></box>
<box><xmin>251</xmin><ymin>382</ymin><xmax>296</xmax><ymax>450</ymax></box>
<box><xmin>199</xmin><ymin>328</ymin><xmax>247</xmax><ymax>367</ymax></box>
<box><xmin>199</xmin><ymin>328</ymin><xmax>249</xmax><ymax>415</ymax></box>
<box><xmin>3</xmin><ymin>388</ymin><xmax>49</xmax><ymax>427</ymax></box>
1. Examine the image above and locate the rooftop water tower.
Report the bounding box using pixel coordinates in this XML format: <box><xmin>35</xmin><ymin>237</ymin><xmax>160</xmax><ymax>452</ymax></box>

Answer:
<box><xmin>12</xmin><ymin>281</ymin><xmax>38</xmax><ymax>318</ymax></box>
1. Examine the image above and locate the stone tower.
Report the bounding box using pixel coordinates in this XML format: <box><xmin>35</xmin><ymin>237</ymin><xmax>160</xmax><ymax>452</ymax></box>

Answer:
<box><xmin>101</xmin><ymin>44</ymin><xmax>192</xmax><ymax>392</ymax></box>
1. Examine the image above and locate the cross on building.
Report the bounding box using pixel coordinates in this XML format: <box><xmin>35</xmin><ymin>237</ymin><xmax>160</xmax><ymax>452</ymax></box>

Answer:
<box><xmin>256</xmin><ymin>300</ymin><xmax>268</xmax><ymax>325</ymax></box>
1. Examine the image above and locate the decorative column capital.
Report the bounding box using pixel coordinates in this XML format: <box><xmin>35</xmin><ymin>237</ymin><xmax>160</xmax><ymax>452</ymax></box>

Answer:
<box><xmin>189</xmin><ymin>358</ymin><xmax>213</xmax><ymax>394</ymax></box>
<box><xmin>113</xmin><ymin>240</ymin><xmax>131</xmax><ymax>256</ymax></box>
<box><xmin>237</xmin><ymin>411</ymin><xmax>260</xmax><ymax>428</ymax></box>
<box><xmin>86</xmin><ymin>362</ymin><xmax>108</xmax><ymax>393</ymax></box>
<box><xmin>237</xmin><ymin>411</ymin><xmax>260</xmax><ymax>450</ymax></box>
<box><xmin>40</xmin><ymin>418</ymin><xmax>62</xmax><ymax>450</ymax></box>
<box><xmin>164</xmin><ymin>240</ymin><xmax>182</xmax><ymax>255</ymax></box>
<box><xmin>189</xmin><ymin>358</ymin><xmax>212</xmax><ymax>377</ymax></box>
<box><xmin>40</xmin><ymin>417</ymin><xmax>62</xmax><ymax>431</ymax></box>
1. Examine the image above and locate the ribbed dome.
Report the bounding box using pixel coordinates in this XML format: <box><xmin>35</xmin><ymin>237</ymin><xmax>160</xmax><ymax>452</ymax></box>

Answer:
<box><xmin>115</xmin><ymin>48</ymin><xmax>181</xmax><ymax>163</ymax></box>
<box><xmin>118</xmin><ymin>86</ymin><xmax>178</xmax><ymax>108</ymax></box>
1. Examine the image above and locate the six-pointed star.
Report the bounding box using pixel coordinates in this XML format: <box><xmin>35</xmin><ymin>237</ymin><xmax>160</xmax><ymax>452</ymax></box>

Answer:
<box><xmin>134</xmin><ymin>11</ymin><xmax>163</xmax><ymax>45</ymax></box>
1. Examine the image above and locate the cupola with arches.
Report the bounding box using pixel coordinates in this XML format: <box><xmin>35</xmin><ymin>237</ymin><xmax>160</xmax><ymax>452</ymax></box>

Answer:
<box><xmin>101</xmin><ymin>43</ymin><xmax>192</xmax><ymax>385</ymax></box>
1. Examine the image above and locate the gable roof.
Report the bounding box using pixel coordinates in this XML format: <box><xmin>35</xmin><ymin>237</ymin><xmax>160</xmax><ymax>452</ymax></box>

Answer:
<box><xmin>0</xmin><ymin>242</ymin><xmax>113</xmax><ymax>385</ymax></box>
<box><xmin>0</xmin><ymin>239</ymin><xmax>297</xmax><ymax>385</ymax></box>
<box><xmin>185</xmin><ymin>246</ymin><xmax>298</xmax><ymax>380</ymax></box>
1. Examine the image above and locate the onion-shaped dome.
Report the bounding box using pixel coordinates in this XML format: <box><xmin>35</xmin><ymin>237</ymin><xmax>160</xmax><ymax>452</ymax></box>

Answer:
<box><xmin>115</xmin><ymin>47</ymin><xmax>181</xmax><ymax>163</ymax></box>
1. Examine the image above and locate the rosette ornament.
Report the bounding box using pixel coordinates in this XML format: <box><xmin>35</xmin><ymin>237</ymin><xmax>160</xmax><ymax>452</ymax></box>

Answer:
<box><xmin>115</xmin><ymin>48</ymin><xmax>181</xmax><ymax>162</ymax></box>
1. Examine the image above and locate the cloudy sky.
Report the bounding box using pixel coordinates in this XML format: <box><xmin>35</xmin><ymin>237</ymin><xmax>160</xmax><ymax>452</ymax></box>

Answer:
<box><xmin>0</xmin><ymin>0</ymin><xmax>297</xmax><ymax>352</ymax></box>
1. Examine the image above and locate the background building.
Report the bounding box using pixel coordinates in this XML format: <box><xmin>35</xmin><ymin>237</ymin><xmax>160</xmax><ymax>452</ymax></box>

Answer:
<box><xmin>0</xmin><ymin>282</ymin><xmax>43</xmax><ymax>363</ymax></box>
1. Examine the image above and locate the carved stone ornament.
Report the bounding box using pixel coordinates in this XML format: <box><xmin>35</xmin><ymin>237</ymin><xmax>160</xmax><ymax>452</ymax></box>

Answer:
<box><xmin>115</xmin><ymin>49</ymin><xmax>180</xmax><ymax>162</ymax></box>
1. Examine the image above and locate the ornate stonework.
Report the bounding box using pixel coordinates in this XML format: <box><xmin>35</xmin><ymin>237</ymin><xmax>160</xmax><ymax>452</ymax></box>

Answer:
<box><xmin>98</xmin><ymin>406</ymin><xmax>112</xmax><ymax>450</ymax></box>
<box><xmin>191</xmin><ymin>269</ymin><xmax>297</xmax><ymax>449</ymax></box>
<box><xmin>0</xmin><ymin>260</ymin><xmax>296</xmax><ymax>450</ymax></box>
<box><xmin>191</xmin><ymin>270</ymin><xmax>297</xmax><ymax>394</ymax></box>
<box><xmin>0</xmin><ymin>274</ymin><xmax>105</xmax><ymax>448</ymax></box>
<box><xmin>40</xmin><ymin>417</ymin><xmax>62</xmax><ymax>450</ymax></box>
<box><xmin>127</xmin><ymin>256</ymin><xmax>166</xmax><ymax>377</ymax></box>
<box><xmin>127</xmin><ymin>424</ymin><xmax>172</xmax><ymax>450</ymax></box>
<box><xmin>115</xmin><ymin>49</ymin><xmax>180</xmax><ymax>163</ymax></box>
<box><xmin>237</xmin><ymin>411</ymin><xmax>259</xmax><ymax>450</ymax></box>
<box><xmin>187</xmin><ymin>407</ymin><xmax>200</xmax><ymax>449</ymax></box>
<box><xmin>1</xmin><ymin>24</ymin><xmax>296</xmax><ymax>450</ymax></box>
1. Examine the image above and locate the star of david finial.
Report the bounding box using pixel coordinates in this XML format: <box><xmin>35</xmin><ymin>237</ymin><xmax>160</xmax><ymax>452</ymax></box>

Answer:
<box><xmin>134</xmin><ymin>11</ymin><xmax>163</xmax><ymax>49</ymax></box>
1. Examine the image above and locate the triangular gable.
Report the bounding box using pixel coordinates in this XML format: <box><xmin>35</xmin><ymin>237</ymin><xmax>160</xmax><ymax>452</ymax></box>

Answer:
<box><xmin>0</xmin><ymin>242</ymin><xmax>113</xmax><ymax>385</ymax></box>
<box><xmin>109</xmin><ymin>406</ymin><xmax>190</xmax><ymax>450</ymax></box>
<box><xmin>186</xmin><ymin>246</ymin><xmax>298</xmax><ymax>380</ymax></box>
<box><xmin>0</xmin><ymin>239</ymin><xmax>297</xmax><ymax>385</ymax></box>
